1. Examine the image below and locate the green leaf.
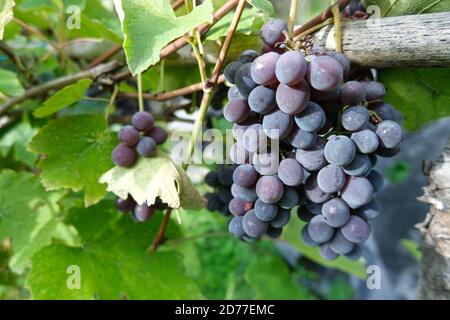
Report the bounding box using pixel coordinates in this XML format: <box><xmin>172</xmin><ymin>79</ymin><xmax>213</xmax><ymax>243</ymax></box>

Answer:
<box><xmin>384</xmin><ymin>160</ymin><xmax>411</xmax><ymax>183</ymax></box>
<box><xmin>33</xmin><ymin>79</ymin><xmax>93</xmax><ymax>118</ymax></box>
<box><xmin>115</xmin><ymin>0</ymin><xmax>213</xmax><ymax>75</ymax></box>
<box><xmin>68</xmin><ymin>13</ymin><xmax>122</xmax><ymax>43</ymax></box>
<box><xmin>248</xmin><ymin>0</ymin><xmax>276</xmax><ymax>17</ymax></box>
<box><xmin>28</xmin><ymin>201</ymin><xmax>204</xmax><ymax>300</ymax></box>
<box><xmin>363</xmin><ymin>0</ymin><xmax>450</xmax><ymax>17</ymax></box>
<box><xmin>0</xmin><ymin>122</ymin><xmax>38</xmax><ymax>167</ymax></box>
<box><xmin>401</xmin><ymin>239</ymin><xmax>422</xmax><ymax>262</ymax></box>
<box><xmin>99</xmin><ymin>151</ymin><xmax>205</xmax><ymax>211</ymax></box>
<box><xmin>29</xmin><ymin>115</ymin><xmax>117</xmax><ymax>206</ymax></box>
<box><xmin>0</xmin><ymin>170</ymin><xmax>64</xmax><ymax>273</ymax></box>
<box><xmin>0</xmin><ymin>68</ymin><xmax>24</xmax><ymax>97</ymax></box>
<box><xmin>245</xmin><ymin>255</ymin><xmax>315</xmax><ymax>299</ymax></box>
<box><xmin>206</xmin><ymin>7</ymin><xmax>257</xmax><ymax>41</ymax></box>
<box><xmin>379</xmin><ymin>68</ymin><xmax>450</xmax><ymax>131</ymax></box>
<box><xmin>18</xmin><ymin>0</ymin><xmax>55</xmax><ymax>11</ymax></box>
<box><xmin>0</xmin><ymin>0</ymin><xmax>15</xmax><ymax>39</ymax></box>
<box><xmin>281</xmin><ymin>217</ymin><xmax>366</xmax><ymax>279</ymax></box>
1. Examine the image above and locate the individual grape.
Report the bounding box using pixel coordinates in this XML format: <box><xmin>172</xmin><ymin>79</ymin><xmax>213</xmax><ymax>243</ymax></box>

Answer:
<box><xmin>294</xmin><ymin>101</ymin><xmax>326</xmax><ymax>132</ymax></box>
<box><xmin>297</xmin><ymin>206</ymin><xmax>315</xmax><ymax>222</ymax></box>
<box><xmin>319</xmin><ymin>243</ymin><xmax>338</xmax><ymax>260</ymax></box>
<box><xmin>132</xmin><ymin>111</ymin><xmax>154</xmax><ymax>132</ymax></box>
<box><xmin>242</xmin><ymin>235</ymin><xmax>257</xmax><ymax>242</ymax></box>
<box><xmin>136</xmin><ymin>137</ymin><xmax>157</xmax><ymax>157</ymax></box>
<box><xmin>218</xmin><ymin>167</ymin><xmax>234</xmax><ymax>186</ymax></box>
<box><xmin>224</xmin><ymin>61</ymin><xmax>242</xmax><ymax>84</ymax></box>
<box><xmin>370</xmin><ymin>102</ymin><xmax>403</xmax><ymax>124</ymax></box>
<box><xmin>364</xmin><ymin>81</ymin><xmax>386</xmax><ymax>101</ymax></box>
<box><xmin>342</xmin><ymin>153</ymin><xmax>372</xmax><ymax>177</ymax></box>
<box><xmin>233</xmin><ymin>164</ymin><xmax>258</xmax><ymax>187</ymax></box>
<box><xmin>232</xmin><ymin>123</ymin><xmax>248</xmax><ymax>140</ymax></box>
<box><xmin>248</xmin><ymin>85</ymin><xmax>276</xmax><ymax>114</ymax></box>
<box><xmin>345</xmin><ymin>245</ymin><xmax>362</xmax><ymax>261</ymax></box>
<box><xmin>330</xmin><ymin>230</ymin><xmax>355</xmax><ymax>254</ymax></box>
<box><xmin>251</xmin><ymin>52</ymin><xmax>279</xmax><ymax>85</ymax></box>
<box><xmin>242</xmin><ymin>209</ymin><xmax>268</xmax><ymax>238</ymax></box>
<box><xmin>115</xmin><ymin>196</ymin><xmax>136</xmax><ymax>213</ymax></box>
<box><xmin>254</xmin><ymin>199</ymin><xmax>278</xmax><ymax>221</ymax></box>
<box><xmin>133</xmin><ymin>204</ymin><xmax>155</xmax><ymax>222</ymax></box>
<box><xmin>367</xmin><ymin>170</ymin><xmax>384</xmax><ymax>193</ymax></box>
<box><xmin>145</xmin><ymin>126</ymin><xmax>168</xmax><ymax>145</ymax></box>
<box><xmin>342</xmin><ymin>106</ymin><xmax>369</xmax><ymax>132</ymax></box>
<box><xmin>287</xmin><ymin>126</ymin><xmax>317</xmax><ymax>150</ymax></box>
<box><xmin>341</xmin><ymin>216</ymin><xmax>371</xmax><ymax>243</ymax></box>
<box><xmin>229</xmin><ymin>141</ymin><xmax>251</xmax><ymax>165</ymax></box>
<box><xmin>324</xmin><ymin>135</ymin><xmax>356</xmax><ymax>166</ymax></box>
<box><xmin>119</xmin><ymin>125</ymin><xmax>140</xmax><ymax>147</ymax></box>
<box><xmin>308</xmin><ymin>55</ymin><xmax>343</xmax><ymax>91</ymax></box>
<box><xmin>262</xmin><ymin>109</ymin><xmax>293</xmax><ymax>139</ymax></box>
<box><xmin>375</xmin><ymin>146</ymin><xmax>400</xmax><ymax>158</ymax></box>
<box><xmin>275</xmin><ymin>51</ymin><xmax>307</xmax><ymax>85</ymax></box>
<box><xmin>308</xmin><ymin>215</ymin><xmax>335</xmax><ymax>243</ymax></box>
<box><xmin>228</xmin><ymin>85</ymin><xmax>245</xmax><ymax>101</ymax></box>
<box><xmin>305</xmin><ymin>201</ymin><xmax>322</xmax><ymax>215</ymax></box>
<box><xmin>229</xmin><ymin>216</ymin><xmax>245</xmax><ymax>238</ymax></box>
<box><xmin>276</xmin><ymin>80</ymin><xmax>310</xmax><ymax>115</ymax></box>
<box><xmin>277</xmin><ymin>158</ymin><xmax>304</xmax><ymax>187</ymax></box>
<box><xmin>351</xmin><ymin>129</ymin><xmax>379</xmax><ymax>154</ymax></box>
<box><xmin>223</xmin><ymin>99</ymin><xmax>251</xmax><ymax>124</ymax></box>
<box><xmin>205</xmin><ymin>171</ymin><xmax>219</xmax><ymax>187</ymax></box>
<box><xmin>301</xmin><ymin>225</ymin><xmax>318</xmax><ymax>246</ymax></box>
<box><xmin>205</xmin><ymin>193</ymin><xmax>222</xmax><ymax>212</ymax></box>
<box><xmin>310</xmin><ymin>86</ymin><xmax>340</xmax><ymax>102</ymax></box>
<box><xmin>252</xmin><ymin>152</ymin><xmax>279</xmax><ymax>176</ymax></box>
<box><xmin>260</xmin><ymin>19</ymin><xmax>288</xmax><ymax>47</ymax></box>
<box><xmin>239</xmin><ymin>50</ymin><xmax>259</xmax><ymax>63</ymax></box>
<box><xmin>327</xmin><ymin>51</ymin><xmax>350</xmax><ymax>74</ymax></box>
<box><xmin>234</xmin><ymin>63</ymin><xmax>257</xmax><ymax>97</ymax></box>
<box><xmin>296</xmin><ymin>140</ymin><xmax>327</xmax><ymax>171</ymax></box>
<box><xmin>278</xmin><ymin>187</ymin><xmax>300</xmax><ymax>209</ymax></box>
<box><xmin>112</xmin><ymin>143</ymin><xmax>137</xmax><ymax>167</ymax></box>
<box><xmin>375</xmin><ymin>120</ymin><xmax>403</xmax><ymax>149</ymax></box>
<box><xmin>270</xmin><ymin>208</ymin><xmax>291</xmax><ymax>228</ymax></box>
<box><xmin>305</xmin><ymin>173</ymin><xmax>332</xmax><ymax>204</ymax></box>
<box><xmin>231</xmin><ymin>184</ymin><xmax>258</xmax><ymax>202</ymax></box>
<box><xmin>266</xmin><ymin>226</ymin><xmax>283</xmax><ymax>239</ymax></box>
<box><xmin>229</xmin><ymin>197</ymin><xmax>252</xmax><ymax>216</ymax></box>
<box><xmin>339</xmin><ymin>81</ymin><xmax>366</xmax><ymax>106</ymax></box>
<box><xmin>218</xmin><ymin>188</ymin><xmax>233</xmax><ymax>203</ymax></box>
<box><xmin>358</xmin><ymin>198</ymin><xmax>380</xmax><ymax>220</ymax></box>
<box><xmin>256</xmin><ymin>175</ymin><xmax>284</xmax><ymax>204</ymax></box>
<box><xmin>341</xmin><ymin>176</ymin><xmax>374</xmax><ymax>209</ymax></box>
<box><xmin>317</xmin><ymin>165</ymin><xmax>346</xmax><ymax>193</ymax></box>
<box><xmin>322</xmin><ymin>198</ymin><xmax>350</xmax><ymax>228</ymax></box>
<box><xmin>243</xmin><ymin>124</ymin><xmax>268</xmax><ymax>153</ymax></box>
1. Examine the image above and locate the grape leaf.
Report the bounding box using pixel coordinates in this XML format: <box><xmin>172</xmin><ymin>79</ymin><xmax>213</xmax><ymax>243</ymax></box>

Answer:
<box><xmin>0</xmin><ymin>0</ymin><xmax>14</xmax><ymax>39</ymax></box>
<box><xmin>0</xmin><ymin>122</ymin><xmax>37</xmax><ymax>167</ymax></box>
<box><xmin>33</xmin><ymin>79</ymin><xmax>93</xmax><ymax>118</ymax></box>
<box><xmin>99</xmin><ymin>151</ymin><xmax>205</xmax><ymax>211</ymax></box>
<box><xmin>68</xmin><ymin>13</ymin><xmax>122</xmax><ymax>44</ymax></box>
<box><xmin>0</xmin><ymin>68</ymin><xmax>24</xmax><ymax>97</ymax></box>
<box><xmin>28</xmin><ymin>201</ymin><xmax>204</xmax><ymax>300</ymax></box>
<box><xmin>29</xmin><ymin>115</ymin><xmax>117</xmax><ymax>207</ymax></box>
<box><xmin>248</xmin><ymin>0</ymin><xmax>276</xmax><ymax>17</ymax></box>
<box><xmin>281</xmin><ymin>217</ymin><xmax>366</xmax><ymax>279</ymax></box>
<box><xmin>245</xmin><ymin>255</ymin><xmax>315</xmax><ymax>299</ymax></box>
<box><xmin>113</xmin><ymin>0</ymin><xmax>213</xmax><ymax>75</ymax></box>
<box><xmin>363</xmin><ymin>0</ymin><xmax>450</xmax><ymax>17</ymax></box>
<box><xmin>0</xmin><ymin>170</ymin><xmax>64</xmax><ymax>273</ymax></box>
<box><xmin>379</xmin><ymin>68</ymin><xmax>450</xmax><ymax>131</ymax></box>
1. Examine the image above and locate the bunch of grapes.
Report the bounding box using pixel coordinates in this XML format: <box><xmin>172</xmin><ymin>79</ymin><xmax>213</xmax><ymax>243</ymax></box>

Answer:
<box><xmin>221</xmin><ymin>18</ymin><xmax>404</xmax><ymax>261</ymax></box>
<box><xmin>112</xmin><ymin>110</ymin><xmax>169</xmax><ymax>222</ymax></box>
<box><xmin>204</xmin><ymin>165</ymin><xmax>237</xmax><ymax>216</ymax></box>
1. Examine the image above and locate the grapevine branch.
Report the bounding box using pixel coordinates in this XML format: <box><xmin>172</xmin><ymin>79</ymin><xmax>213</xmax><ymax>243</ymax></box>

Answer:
<box><xmin>288</xmin><ymin>0</ymin><xmax>300</xmax><ymax>39</ymax></box>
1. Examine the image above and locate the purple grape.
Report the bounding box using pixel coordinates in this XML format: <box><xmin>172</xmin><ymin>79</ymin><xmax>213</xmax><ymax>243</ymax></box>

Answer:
<box><xmin>239</xmin><ymin>50</ymin><xmax>259</xmax><ymax>63</ymax></box>
<box><xmin>341</xmin><ymin>176</ymin><xmax>374</xmax><ymax>209</ymax></box>
<box><xmin>218</xmin><ymin>167</ymin><xmax>234</xmax><ymax>187</ymax></box>
<box><xmin>234</xmin><ymin>63</ymin><xmax>257</xmax><ymax>97</ymax></box>
<box><xmin>287</xmin><ymin>126</ymin><xmax>317</xmax><ymax>149</ymax></box>
<box><xmin>252</xmin><ymin>152</ymin><xmax>279</xmax><ymax>176</ymax></box>
<box><xmin>136</xmin><ymin>137</ymin><xmax>157</xmax><ymax>157</ymax></box>
<box><xmin>375</xmin><ymin>146</ymin><xmax>400</xmax><ymax>158</ymax></box>
<box><xmin>231</xmin><ymin>183</ymin><xmax>258</xmax><ymax>202</ymax></box>
<box><xmin>256</xmin><ymin>175</ymin><xmax>284</xmax><ymax>204</ymax></box>
<box><xmin>330</xmin><ymin>230</ymin><xmax>355</xmax><ymax>254</ymax></box>
<box><xmin>119</xmin><ymin>125</ymin><xmax>140</xmax><ymax>147</ymax></box>
<box><xmin>218</xmin><ymin>188</ymin><xmax>233</xmax><ymax>203</ymax></box>
<box><xmin>342</xmin><ymin>153</ymin><xmax>372</xmax><ymax>177</ymax></box>
<box><xmin>206</xmin><ymin>193</ymin><xmax>222</xmax><ymax>212</ymax></box>
<box><xmin>145</xmin><ymin>126</ymin><xmax>167</xmax><ymax>145</ymax></box>
<box><xmin>308</xmin><ymin>215</ymin><xmax>335</xmax><ymax>243</ymax></box>
<box><xmin>317</xmin><ymin>165</ymin><xmax>346</xmax><ymax>193</ymax></box>
<box><xmin>248</xmin><ymin>85</ymin><xmax>276</xmax><ymax>114</ymax></box>
<box><xmin>370</xmin><ymin>102</ymin><xmax>403</xmax><ymax>124</ymax></box>
<box><xmin>243</xmin><ymin>124</ymin><xmax>269</xmax><ymax>153</ymax></box>
<box><xmin>260</xmin><ymin>19</ymin><xmax>288</xmax><ymax>47</ymax></box>
<box><xmin>229</xmin><ymin>216</ymin><xmax>245</xmax><ymax>238</ymax></box>
<box><xmin>232</xmin><ymin>123</ymin><xmax>248</xmax><ymax>140</ymax></box>
<box><xmin>357</xmin><ymin>198</ymin><xmax>380</xmax><ymax>220</ymax></box>
<box><xmin>278</xmin><ymin>187</ymin><xmax>300</xmax><ymax>209</ymax></box>
<box><xmin>205</xmin><ymin>171</ymin><xmax>219</xmax><ymax>187</ymax></box>
<box><xmin>270</xmin><ymin>208</ymin><xmax>291</xmax><ymax>228</ymax></box>
<box><xmin>351</xmin><ymin>129</ymin><xmax>379</xmax><ymax>154</ymax></box>
<box><xmin>266</xmin><ymin>226</ymin><xmax>283</xmax><ymax>239</ymax></box>
<box><xmin>341</xmin><ymin>215</ymin><xmax>371</xmax><ymax>243</ymax></box>
<box><xmin>364</xmin><ymin>81</ymin><xmax>386</xmax><ymax>101</ymax></box>
<box><xmin>224</xmin><ymin>61</ymin><xmax>242</xmax><ymax>84</ymax></box>
<box><xmin>115</xmin><ymin>196</ymin><xmax>136</xmax><ymax>213</ymax></box>
<box><xmin>367</xmin><ymin>170</ymin><xmax>384</xmax><ymax>193</ymax></box>
<box><xmin>228</xmin><ymin>197</ymin><xmax>252</xmax><ymax>216</ymax></box>
<box><xmin>228</xmin><ymin>85</ymin><xmax>245</xmax><ymax>101</ymax></box>
<box><xmin>133</xmin><ymin>204</ymin><xmax>155</xmax><ymax>222</ymax></box>
<box><xmin>319</xmin><ymin>243</ymin><xmax>338</xmax><ymax>260</ymax></box>
<box><xmin>342</xmin><ymin>106</ymin><xmax>369</xmax><ymax>132</ymax></box>
<box><xmin>254</xmin><ymin>199</ymin><xmax>278</xmax><ymax>222</ymax></box>
<box><xmin>301</xmin><ymin>225</ymin><xmax>318</xmax><ymax>246</ymax></box>
<box><xmin>322</xmin><ymin>198</ymin><xmax>350</xmax><ymax>227</ymax></box>
<box><xmin>229</xmin><ymin>141</ymin><xmax>251</xmax><ymax>165</ymax></box>
<box><xmin>296</xmin><ymin>139</ymin><xmax>327</xmax><ymax>171</ymax></box>
<box><xmin>251</xmin><ymin>52</ymin><xmax>279</xmax><ymax>85</ymax></box>
<box><xmin>223</xmin><ymin>99</ymin><xmax>251</xmax><ymax>124</ymax></box>
<box><xmin>324</xmin><ymin>135</ymin><xmax>356</xmax><ymax>166</ymax></box>
<box><xmin>276</xmin><ymin>80</ymin><xmax>310</xmax><ymax>115</ymax></box>
<box><xmin>262</xmin><ymin>109</ymin><xmax>293</xmax><ymax>139</ymax></box>
<box><xmin>294</xmin><ymin>101</ymin><xmax>326</xmax><ymax>132</ymax></box>
<box><xmin>339</xmin><ymin>81</ymin><xmax>366</xmax><ymax>105</ymax></box>
<box><xmin>233</xmin><ymin>164</ymin><xmax>258</xmax><ymax>187</ymax></box>
<box><xmin>242</xmin><ymin>209</ymin><xmax>268</xmax><ymax>238</ymax></box>
<box><xmin>327</xmin><ymin>51</ymin><xmax>351</xmax><ymax>74</ymax></box>
<box><xmin>275</xmin><ymin>51</ymin><xmax>307</xmax><ymax>85</ymax></box>
<box><xmin>277</xmin><ymin>158</ymin><xmax>304</xmax><ymax>187</ymax></box>
<box><xmin>308</xmin><ymin>55</ymin><xmax>343</xmax><ymax>91</ymax></box>
<box><xmin>132</xmin><ymin>111</ymin><xmax>154</xmax><ymax>132</ymax></box>
<box><xmin>112</xmin><ymin>143</ymin><xmax>137</xmax><ymax>167</ymax></box>
<box><xmin>375</xmin><ymin>120</ymin><xmax>403</xmax><ymax>149</ymax></box>
<box><xmin>305</xmin><ymin>173</ymin><xmax>332</xmax><ymax>204</ymax></box>
<box><xmin>305</xmin><ymin>201</ymin><xmax>323</xmax><ymax>215</ymax></box>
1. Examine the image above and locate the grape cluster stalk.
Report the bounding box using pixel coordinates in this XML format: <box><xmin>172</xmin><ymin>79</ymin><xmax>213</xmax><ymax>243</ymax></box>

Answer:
<box><xmin>217</xmin><ymin>16</ymin><xmax>405</xmax><ymax>261</ymax></box>
<box><xmin>112</xmin><ymin>111</ymin><xmax>169</xmax><ymax>222</ymax></box>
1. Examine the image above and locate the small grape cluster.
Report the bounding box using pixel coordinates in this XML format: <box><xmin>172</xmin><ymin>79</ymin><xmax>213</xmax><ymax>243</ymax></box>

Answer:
<box><xmin>115</xmin><ymin>196</ymin><xmax>169</xmax><ymax>223</ymax></box>
<box><xmin>204</xmin><ymin>165</ymin><xmax>237</xmax><ymax>216</ymax></box>
<box><xmin>112</xmin><ymin>111</ymin><xmax>168</xmax><ymax>168</ymax></box>
<box><xmin>221</xmin><ymin>18</ymin><xmax>405</xmax><ymax>261</ymax></box>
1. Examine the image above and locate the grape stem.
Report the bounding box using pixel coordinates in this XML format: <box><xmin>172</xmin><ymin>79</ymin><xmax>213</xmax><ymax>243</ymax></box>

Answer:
<box><xmin>331</xmin><ymin>2</ymin><xmax>343</xmax><ymax>52</ymax></box>
<box><xmin>148</xmin><ymin>208</ymin><xmax>173</xmax><ymax>253</ymax></box>
<box><xmin>288</xmin><ymin>0</ymin><xmax>300</xmax><ymax>40</ymax></box>
<box><xmin>105</xmin><ymin>85</ymin><xmax>119</xmax><ymax>120</ymax></box>
<box><xmin>137</xmin><ymin>73</ymin><xmax>144</xmax><ymax>112</ymax></box>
